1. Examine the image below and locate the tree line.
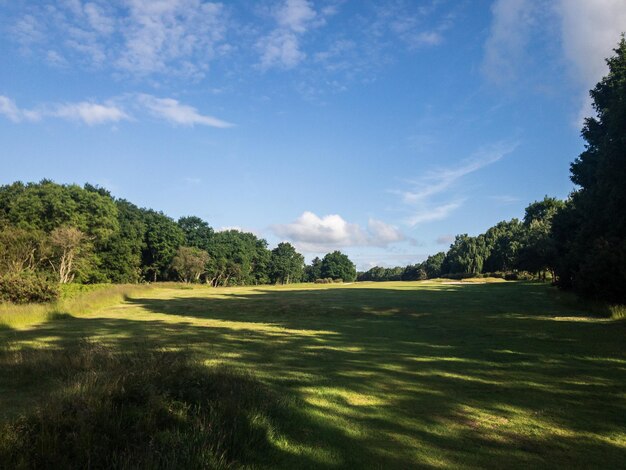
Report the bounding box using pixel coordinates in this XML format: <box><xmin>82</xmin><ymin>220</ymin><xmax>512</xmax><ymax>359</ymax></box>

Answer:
<box><xmin>0</xmin><ymin>181</ymin><xmax>357</xmax><ymax>302</ymax></box>
<box><xmin>358</xmin><ymin>196</ymin><xmax>563</xmax><ymax>282</ymax></box>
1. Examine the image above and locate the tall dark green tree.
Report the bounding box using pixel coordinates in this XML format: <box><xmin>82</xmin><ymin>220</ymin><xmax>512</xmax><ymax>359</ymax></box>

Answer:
<box><xmin>142</xmin><ymin>211</ymin><xmax>185</xmax><ymax>282</ymax></box>
<box><xmin>320</xmin><ymin>251</ymin><xmax>357</xmax><ymax>282</ymax></box>
<box><xmin>443</xmin><ymin>235</ymin><xmax>488</xmax><ymax>275</ymax></box>
<box><xmin>178</xmin><ymin>216</ymin><xmax>214</xmax><ymax>251</ymax></box>
<box><xmin>269</xmin><ymin>242</ymin><xmax>304</xmax><ymax>284</ymax></box>
<box><xmin>98</xmin><ymin>200</ymin><xmax>147</xmax><ymax>283</ymax></box>
<box><xmin>304</xmin><ymin>256</ymin><xmax>322</xmax><ymax>282</ymax></box>
<box><xmin>554</xmin><ymin>38</ymin><xmax>626</xmax><ymax>302</ymax></box>
<box><xmin>516</xmin><ymin>198</ymin><xmax>564</xmax><ymax>279</ymax></box>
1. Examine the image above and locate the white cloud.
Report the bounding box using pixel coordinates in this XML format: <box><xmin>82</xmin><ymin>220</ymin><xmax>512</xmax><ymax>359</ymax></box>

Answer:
<box><xmin>396</xmin><ymin>142</ymin><xmax>517</xmax><ymax>226</ymax></box>
<box><xmin>558</xmin><ymin>0</ymin><xmax>626</xmax><ymax>123</ymax></box>
<box><xmin>0</xmin><ymin>93</ymin><xmax>233</xmax><ymax>128</ymax></box>
<box><xmin>558</xmin><ymin>0</ymin><xmax>626</xmax><ymax>86</ymax></box>
<box><xmin>367</xmin><ymin>218</ymin><xmax>405</xmax><ymax>246</ymax></box>
<box><xmin>482</xmin><ymin>0</ymin><xmax>538</xmax><ymax>83</ymax></box>
<box><xmin>0</xmin><ymin>96</ymin><xmax>25</xmax><ymax>123</ymax></box>
<box><xmin>483</xmin><ymin>0</ymin><xmax>626</xmax><ymax>122</ymax></box>
<box><xmin>0</xmin><ymin>96</ymin><xmax>128</xmax><ymax>126</ymax></box>
<box><xmin>117</xmin><ymin>0</ymin><xmax>228</xmax><ymax>77</ymax></box>
<box><xmin>257</xmin><ymin>31</ymin><xmax>305</xmax><ymax>69</ymax></box>
<box><xmin>257</xmin><ymin>0</ymin><xmax>329</xmax><ymax>70</ymax></box>
<box><xmin>276</xmin><ymin>0</ymin><xmax>317</xmax><ymax>32</ymax></box>
<box><xmin>10</xmin><ymin>0</ymin><xmax>230</xmax><ymax>79</ymax></box>
<box><xmin>137</xmin><ymin>94</ymin><xmax>233</xmax><ymax>128</ymax></box>
<box><xmin>406</xmin><ymin>201</ymin><xmax>463</xmax><ymax>226</ymax></box>
<box><xmin>52</xmin><ymin>101</ymin><xmax>130</xmax><ymax>125</ymax></box>
<box><xmin>272</xmin><ymin>211</ymin><xmax>404</xmax><ymax>252</ymax></box>
<box><xmin>399</xmin><ymin>142</ymin><xmax>517</xmax><ymax>205</ymax></box>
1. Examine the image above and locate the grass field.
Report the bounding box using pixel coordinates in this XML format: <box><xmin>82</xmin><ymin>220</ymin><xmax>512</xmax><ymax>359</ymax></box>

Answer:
<box><xmin>1</xmin><ymin>280</ymin><xmax>625</xmax><ymax>468</ymax></box>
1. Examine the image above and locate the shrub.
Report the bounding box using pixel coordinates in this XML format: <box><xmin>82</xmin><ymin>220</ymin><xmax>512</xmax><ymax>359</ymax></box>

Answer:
<box><xmin>441</xmin><ymin>273</ymin><xmax>479</xmax><ymax>280</ymax></box>
<box><xmin>0</xmin><ymin>342</ymin><xmax>290</xmax><ymax>469</ymax></box>
<box><xmin>314</xmin><ymin>278</ymin><xmax>336</xmax><ymax>284</ymax></box>
<box><xmin>504</xmin><ymin>271</ymin><xmax>535</xmax><ymax>281</ymax></box>
<box><xmin>0</xmin><ymin>271</ymin><xmax>59</xmax><ymax>304</ymax></box>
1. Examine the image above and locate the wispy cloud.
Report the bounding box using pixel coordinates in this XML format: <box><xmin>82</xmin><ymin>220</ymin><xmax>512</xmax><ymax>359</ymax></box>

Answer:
<box><xmin>272</xmin><ymin>211</ymin><xmax>404</xmax><ymax>253</ymax></box>
<box><xmin>52</xmin><ymin>102</ymin><xmax>130</xmax><ymax>125</ymax></box>
<box><xmin>256</xmin><ymin>0</ymin><xmax>330</xmax><ymax>70</ymax></box>
<box><xmin>137</xmin><ymin>94</ymin><xmax>233</xmax><ymax>128</ymax></box>
<box><xmin>10</xmin><ymin>0</ymin><xmax>231</xmax><ymax>79</ymax></box>
<box><xmin>0</xmin><ymin>95</ymin><xmax>128</xmax><ymax>125</ymax></box>
<box><xmin>483</xmin><ymin>0</ymin><xmax>626</xmax><ymax>124</ymax></box>
<box><xmin>482</xmin><ymin>0</ymin><xmax>540</xmax><ymax>84</ymax></box>
<box><xmin>395</xmin><ymin>142</ymin><xmax>518</xmax><ymax>226</ymax></box>
<box><xmin>0</xmin><ymin>94</ymin><xmax>232</xmax><ymax>128</ymax></box>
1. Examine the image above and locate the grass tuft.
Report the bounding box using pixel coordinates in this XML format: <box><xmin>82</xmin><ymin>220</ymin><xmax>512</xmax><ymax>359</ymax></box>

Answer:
<box><xmin>0</xmin><ymin>340</ymin><xmax>289</xmax><ymax>469</ymax></box>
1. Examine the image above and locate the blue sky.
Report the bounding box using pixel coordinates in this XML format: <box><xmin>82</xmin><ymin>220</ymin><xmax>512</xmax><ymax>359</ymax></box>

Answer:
<box><xmin>1</xmin><ymin>0</ymin><xmax>625</xmax><ymax>269</ymax></box>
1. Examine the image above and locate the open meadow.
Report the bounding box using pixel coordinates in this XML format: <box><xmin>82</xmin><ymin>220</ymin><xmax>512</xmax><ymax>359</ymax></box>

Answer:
<box><xmin>1</xmin><ymin>280</ymin><xmax>625</xmax><ymax>468</ymax></box>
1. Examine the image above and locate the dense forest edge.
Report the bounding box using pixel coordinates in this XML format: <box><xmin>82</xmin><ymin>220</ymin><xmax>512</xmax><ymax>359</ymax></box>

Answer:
<box><xmin>1</xmin><ymin>39</ymin><xmax>625</xmax><ymax>307</ymax></box>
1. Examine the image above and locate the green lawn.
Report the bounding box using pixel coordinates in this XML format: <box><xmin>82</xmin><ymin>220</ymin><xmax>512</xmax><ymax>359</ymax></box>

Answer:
<box><xmin>1</xmin><ymin>280</ymin><xmax>625</xmax><ymax>468</ymax></box>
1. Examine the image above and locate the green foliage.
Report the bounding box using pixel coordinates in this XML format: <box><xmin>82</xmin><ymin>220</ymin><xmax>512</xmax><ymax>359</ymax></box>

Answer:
<box><xmin>142</xmin><ymin>211</ymin><xmax>185</xmax><ymax>282</ymax></box>
<box><xmin>321</xmin><ymin>251</ymin><xmax>356</xmax><ymax>282</ymax></box>
<box><xmin>422</xmin><ymin>252</ymin><xmax>445</xmax><ymax>278</ymax></box>
<box><xmin>358</xmin><ymin>265</ymin><xmax>405</xmax><ymax>282</ymax></box>
<box><xmin>98</xmin><ymin>200</ymin><xmax>147</xmax><ymax>283</ymax></box>
<box><xmin>553</xmin><ymin>38</ymin><xmax>626</xmax><ymax>303</ymax></box>
<box><xmin>178</xmin><ymin>216</ymin><xmax>215</xmax><ymax>251</ymax></box>
<box><xmin>206</xmin><ymin>230</ymin><xmax>271</xmax><ymax>286</ymax></box>
<box><xmin>170</xmin><ymin>246</ymin><xmax>210</xmax><ymax>283</ymax></box>
<box><xmin>304</xmin><ymin>257</ymin><xmax>322</xmax><ymax>282</ymax></box>
<box><xmin>443</xmin><ymin>234</ymin><xmax>488</xmax><ymax>275</ymax></box>
<box><xmin>0</xmin><ymin>271</ymin><xmax>59</xmax><ymax>304</ymax></box>
<box><xmin>0</xmin><ymin>342</ymin><xmax>288</xmax><ymax>469</ymax></box>
<box><xmin>269</xmin><ymin>242</ymin><xmax>304</xmax><ymax>284</ymax></box>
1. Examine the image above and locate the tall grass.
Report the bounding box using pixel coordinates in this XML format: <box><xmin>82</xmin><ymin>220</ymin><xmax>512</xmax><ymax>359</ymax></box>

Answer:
<box><xmin>0</xmin><ymin>284</ymin><xmax>153</xmax><ymax>329</ymax></box>
<box><xmin>0</xmin><ymin>341</ymin><xmax>288</xmax><ymax>469</ymax></box>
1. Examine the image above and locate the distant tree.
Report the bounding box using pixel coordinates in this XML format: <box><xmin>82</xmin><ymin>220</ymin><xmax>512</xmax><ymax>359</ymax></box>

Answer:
<box><xmin>443</xmin><ymin>235</ymin><xmax>487</xmax><ymax>275</ymax></box>
<box><xmin>517</xmin><ymin>198</ymin><xmax>565</xmax><ymax>279</ymax></box>
<box><xmin>171</xmin><ymin>246</ymin><xmax>210</xmax><ymax>283</ymax></box>
<box><xmin>205</xmin><ymin>230</ymin><xmax>271</xmax><ymax>286</ymax></box>
<box><xmin>0</xmin><ymin>227</ymin><xmax>47</xmax><ymax>275</ymax></box>
<box><xmin>269</xmin><ymin>242</ymin><xmax>304</xmax><ymax>284</ymax></box>
<box><xmin>401</xmin><ymin>264</ymin><xmax>427</xmax><ymax>281</ymax></box>
<box><xmin>483</xmin><ymin>219</ymin><xmax>524</xmax><ymax>272</ymax></box>
<box><xmin>142</xmin><ymin>211</ymin><xmax>185</xmax><ymax>281</ymax></box>
<box><xmin>178</xmin><ymin>216</ymin><xmax>214</xmax><ymax>251</ymax></box>
<box><xmin>304</xmin><ymin>257</ymin><xmax>322</xmax><ymax>282</ymax></box>
<box><xmin>98</xmin><ymin>200</ymin><xmax>147</xmax><ymax>283</ymax></box>
<box><xmin>49</xmin><ymin>226</ymin><xmax>86</xmax><ymax>284</ymax></box>
<box><xmin>321</xmin><ymin>251</ymin><xmax>357</xmax><ymax>282</ymax></box>
<box><xmin>422</xmin><ymin>252</ymin><xmax>445</xmax><ymax>278</ymax></box>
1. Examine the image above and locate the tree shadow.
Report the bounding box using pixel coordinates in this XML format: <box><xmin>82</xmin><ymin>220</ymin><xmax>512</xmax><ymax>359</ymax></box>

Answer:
<box><xmin>1</xmin><ymin>282</ymin><xmax>625</xmax><ymax>468</ymax></box>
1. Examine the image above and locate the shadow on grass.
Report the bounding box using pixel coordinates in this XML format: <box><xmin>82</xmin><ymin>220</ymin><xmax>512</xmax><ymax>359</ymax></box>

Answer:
<box><xmin>1</xmin><ymin>282</ymin><xmax>625</xmax><ymax>468</ymax></box>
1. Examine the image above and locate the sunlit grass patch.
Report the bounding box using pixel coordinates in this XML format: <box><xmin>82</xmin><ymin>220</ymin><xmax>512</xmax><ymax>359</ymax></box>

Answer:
<box><xmin>1</xmin><ymin>280</ymin><xmax>625</xmax><ymax>468</ymax></box>
<box><xmin>0</xmin><ymin>284</ymin><xmax>153</xmax><ymax>329</ymax></box>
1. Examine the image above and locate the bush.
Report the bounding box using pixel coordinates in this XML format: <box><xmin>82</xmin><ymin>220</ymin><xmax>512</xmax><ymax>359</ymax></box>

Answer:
<box><xmin>0</xmin><ymin>342</ymin><xmax>290</xmax><ymax>469</ymax></box>
<box><xmin>0</xmin><ymin>271</ymin><xmax>59</xmax><ymax>304</ymax></box>
<box><xmin>441</xmin><ymin>273</ymin><xmax>479</xmax><ymax>280</ymax></box>
<box><xmin>503</xmin><ymin>271</ymin><xmax>535</xmax><ymax>281</ymax></box>
<box><xmin>314</xmin><ymin>278</ymin><xmax>336</xmax><ymax>284</ymax></box>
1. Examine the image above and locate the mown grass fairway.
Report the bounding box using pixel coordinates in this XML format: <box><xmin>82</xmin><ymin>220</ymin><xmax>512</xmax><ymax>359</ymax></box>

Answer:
<box><xmin>1</xmin><ymin>281</ymin><xmax>625</xmax><ymax>468</ymax></box>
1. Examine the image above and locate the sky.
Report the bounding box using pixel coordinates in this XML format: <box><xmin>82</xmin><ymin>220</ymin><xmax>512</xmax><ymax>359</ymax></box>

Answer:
<box><xmin>1</xmin><ymin>0</ymin><xmax>625</xmax><ymax>270</ymax></box>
